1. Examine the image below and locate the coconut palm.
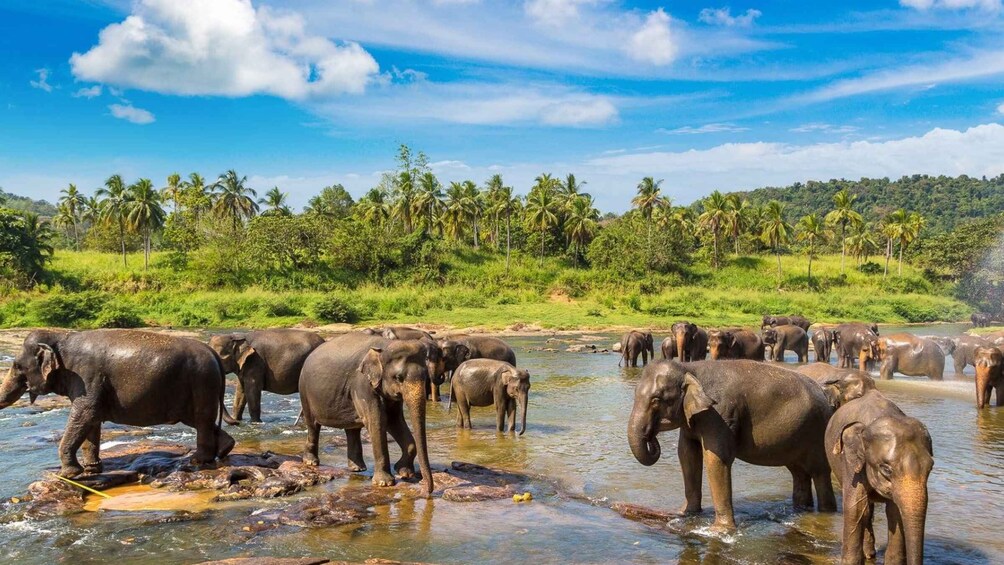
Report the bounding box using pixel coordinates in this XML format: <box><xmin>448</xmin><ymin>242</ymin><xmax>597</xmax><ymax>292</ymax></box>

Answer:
<box><xmin>880</xmin><ymin>214</ymin><xmax>901</xmax><ymax>279</ymax></box>
<box><xmin>699</xmin><ymin>190</ymin><xmax>730</xmax><ymax>269</ymax></box>
<box><xmin>498</xmin><ymin>185</ymin><xmax>521</xmax><ymax>271</ymax></box>
<box><xmin>17</xmin><ymin>212</ymin><xmax>54</xmax><ymax>283</ymax></box>
<box><xmin>796</xmin><ymin>213</ymin><xmax>828</xmax><ymax>283</ymax></box>
<box><xmin>461</xmin><ymin>180</ymin><xmax>483</xmax><ymax>248</ymax></box>
<box><xmin>414</xmin><ymin>172</ymin><xmax>444</xmax><ymax>233</ymax></box>
<box><xmin>126</xmin><ymin>178</ymin><xmax>166</xmax><ymax>269</ymax></box>
<box><xmin>726</xmin><ymin>195</ymin><xmax>752</xmax><ymax>256</ymax></box>
<box><xmin>183</xmin><ymin>172</ymin><xmax>211</xmax><ymax>220</ymax></box>
<box><xmin>564</xmin><ymin>194</ymin><xmax>600</xmax><ymax>267</ymax></box>
<box><xmin>162</xmin><ymin>173</ymin><xmax>183</xmax><ymax>216</ymax></box>
<box><xmin>259</xmin><ymin>187</ymin><xmax>291</xmax><ymax>216</ymax></box>
<box><xmin>392</xmin><ymin>170</ymin><xmax>416</xmax><ymax>233</ymax></box>
<box><xmin>760</xmin><ymin>200</ymin><xmax>793</xmax><ymax>284</ymax></box>
<box><xmin>57</xmin><ymin>183</ymin><xmax>84</xmax><ymax>250</ymax></box>
<box><xmin>358</xmin><ymin>188</ymin><xmax>392</xmax><ymax>230</ymax></box>
<box><xmin>81</xmin><ymin>196</ymin><xmax>101</xmax><ymax>228</ymax></box>
<box><xmin>631</xmin><ymin>177</ymin><xmax>667</xmax><ymax>263</ymax></box>
<box><xmin>52</xmin><ymin>203</ymin><xmax>76</xmax><ymax>246</ymax></box>
<box><xmin>846</xmin><ymin>222</ymin><xmax>878</xmax><ymax>265</ymax></box>
<box><xmin>824</xmin><ymin>189</ymin><xmax>863</xmax><ymax>273</ymax></box>
<box><xmin>525</xmin><ymin>187</ymin><xmax>558</xmax><ymax>266</ymax></box>
<box><xmin>211</xmin><ymin>170</ymin><xmax>258</xmax><ymax>231</ymax></box>
<box><xmin>96</xmin><ymin>174</ymin><xmax>132</xmax><ymax>266</ymax></box>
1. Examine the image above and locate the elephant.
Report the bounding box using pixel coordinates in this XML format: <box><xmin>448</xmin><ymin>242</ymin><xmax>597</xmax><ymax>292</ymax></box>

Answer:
<box><xmin>923</xmin><ymin>336</ymin><xmax>956</xmax><ymax>357</ymax></box>
<box><xmin>707</xmin><ymin>328</ymin><xmax>764</xmax><ymax>360</ymax></box>
<box><xmin>448</xmin><ymin>359</ymin><xmax>529</xmax><ymax>434</ymax></box>
<box><xmin>762</xmin><ymin>314</ymin><xmax>812</xmax><ymax>332</ymax></box>
<box><xmin>973</xmin><ymin>345</ymin><xmax>1004</xmax><ymax>409</ymax></box>
<box><xmin>811</xmin><ymin>325</ymin><xmax>838</xmax><ymax>364</ymax></box>
<box><xmin>763</xmin><ymin>325</ymin><xmax>809</xmax><ymax>362</ymax></box>
<box><xmin>437</xmin><ymin>335</ymin><xmax>516</xmax><ymax>400</ymax></box>
<box><xmin>982</xmin><ymin>330</ymin><xmax>1004</xmax><ymax>347</ymax></box>
<box><xmin>620</xmin><ymin>330</ymin><xmax>654</xmax><ymax>367</ymax></box>
<box><xmin>382</xmin><ymin>326</ymin><xmax>436</xmax><ymax>341</ymax></box>
<box><xmin>628</xmin><ymin>360</ymin><xmax>837</xmax><ymax>531</ymax></box>
<box><xmin>825</xmin><ymin>390</ymin><xmax>933</xmax><ymax>565</ymax></box>
<box><xmin>877</xmin><ymin>333</ymin><xmax>945</xmax><ymax>381</ymax></box>
<box><xmin>951</xmin><ymin>335</ymin><xmax>989</xmax><ymax>374</ymax></box>
<box><xmin>209</xmin><ymin>329</ymin><xmax>325</xmax><ymax>423</ymax></box>
<box><xmin>834</xmin><ymin>323</ymin><xmax>879</xmax><ymax>370</ymax></box>
<box><xmin>972</xmin><ymin>312</ymin><xmax>993</xmax><ymax>327</ymax></box>
<box><xmin>796</xmin><ymin>363</ymin><xmax>877</xmax><ymax>410</ymax></box>
<box><xmin>660</xmin><ymin>335</ymin><xmax>677</xmax><ymax>360</ymax></box>
<box><xmin>298</xmin><ymin>332</ymin><xmax>434</xmax><ymax>495</ymax></box>
<box><xmin>379</xmin><ymin>328</ymin><xmax>447</xmax><ymax>402</ymax></box>
<box><xmin>0</xmin><ymin>329</ymin><xmax>235</xmax><ymax>478</ymax></box>
<box><xmin>671</xmin><ymin>321</ymin><xmax>708</xmax><ymax>362</ymax></box>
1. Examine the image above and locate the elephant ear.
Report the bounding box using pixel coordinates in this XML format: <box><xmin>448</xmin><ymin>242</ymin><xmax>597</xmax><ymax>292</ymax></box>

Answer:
<box><xmin>360</xmin><ymin>348</ymin><xmax>384</xmax><ymax>391</ymax></box>
<box><xmin>457</xmin><ymin>344</ymin><xmax>472</xmax><ymax>362</ymax></box>
<box><xmin>33</xmin><ymin>343</ymin><xmax>61</xmax><ymax>394</ymax></box>
<box><xmin>682</xmin><ymin>373</ymin><xmax>715</xmax><ymax>427</ymax></box>
<box><xmin>236</xmin><ymin>342</ymin><xmax>258</xmax><ymax>371</ymax></box>
<box><xmin>382</xmin><ymin>328</ymin><xmax>399</xmax><ymax>340</ymax></box>
<box><xmin>833</xmin><ymin>422</ymin><xmax>867</xmax><ymax>474</ymax></box>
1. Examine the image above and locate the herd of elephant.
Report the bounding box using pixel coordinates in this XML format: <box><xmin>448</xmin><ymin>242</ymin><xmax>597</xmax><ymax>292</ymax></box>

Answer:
<box><xmin>1</xmin><ymin>315</ymin><xmax>998</xmax><ymax>564</ymax></box>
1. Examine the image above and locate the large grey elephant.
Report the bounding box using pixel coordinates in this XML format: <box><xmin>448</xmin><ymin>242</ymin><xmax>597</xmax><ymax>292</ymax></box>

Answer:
<box><xmin>949</xmin><ymin>335</ymin><xmax>988</xmax><ymax>375</ymax></box>
<box><xmin>619</xmin><ymin>330</ymin><xmax>654</xmax><ymax>367</ymax></box>
<box><xmin>762</xmin><ymin>325</ymin><xmax>809</xmax><ymax>362</ymax></box>
<box><xmin>448</xmin><ymin>359</ymin><xmax>529</xmax><ymax>435</ymax></box>
<box><xmin>671</xmin><ymin>321</ymin><xmax>708</xmax><ymax>362</ymax></box>
<box><xmin>973</xmin><ymin>345</ymin><xmax>1004</xmax><ymax>409</ymax></box>
<box><xmin>381</xmin><ymin>326</ymin><xmax>436</xmax><ymax>341</ymax></box>
<box><xmin>834</xmin><ymin>323</ymin><xmax>879</xmax><ymax>370</ymax></box>
<box><xmin>0</xmin><ymin>329</ymin><xmax>234</xmax><ymax>477</ymax></box>
<box><xmin>762</xmin><ymin>314</ymin><xmax>812</xmax><ymax>332</ymax></box>
<box><xmin>707</xmin><ymin>328</ymin><xmax>764</xmax><ymax>360</ymax></box>
<box><xmin>878</xmin><ymin>333</ymin><xmax>945</xmax><ymax>381</ymax></box>
<box><xmin>826</xmin><ymin>390</ymin><xmax>933</xmax><ymax>565</ymax></box>
<box><xmin>379</xmin><ymin>328</ymin><xmax>447</xmax><ymax>401</ymax></box>
<box><xmin>209</xmin><ymin>329</ymin><xmax>325</xmax><ymax>423</ymax></box>
<box><xmin>298</xmin><ymin>332</ymin><xmax>434</xmax><ymax>495</ymax></box>
<box><xmin>660</xmin><ymin>334</ymin><xmax>677</xmax><ymax>360</ymax></box>
<box><xmin>811</xmin><ymin>325</ymin><xmax>838</xmax><ymax>364</ymax></box>
<box><xmin>628</xmin><ymin>360</ymin><xmax>837</xmax><ymax>531</ymax></box>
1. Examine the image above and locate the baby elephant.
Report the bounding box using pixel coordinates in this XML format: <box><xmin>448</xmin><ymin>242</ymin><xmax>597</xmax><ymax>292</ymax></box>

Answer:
<box><xmin>449</xmin><ymin>359</ymin><xmax>530</xmax><ymax>435</ymax></box>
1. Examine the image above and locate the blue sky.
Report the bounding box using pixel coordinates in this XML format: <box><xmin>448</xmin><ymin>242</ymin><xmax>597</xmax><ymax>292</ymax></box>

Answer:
<box><xmin>2</xmin><ymin>0</ymin><xmax>1003</xmax><ymax>212</ymax></box>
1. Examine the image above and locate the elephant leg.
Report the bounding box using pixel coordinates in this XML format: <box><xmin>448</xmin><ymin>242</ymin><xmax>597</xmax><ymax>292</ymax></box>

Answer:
<box><xmin>193</xmin><ymin>418</ymin><xmax>219</xmax><ymax>465</ymax></box>
<box><xmin>954</xmin><ymin>357</ymin><xmax>966</xmax><ymax>375</ymax></box>
<box><xmin>812</xmin><ymin>468</ymin><xmax>837</xmax><ymax>512</ymax></box>
<box><xmin>460</xmin><ymin>398</ymin><xmax>472</xmax><ymax>429</ymax></box>
<box><xmin>701</xmin><ymin>433</ymin><xmax>737</xmax><ymax>531</ymax></box>
<box><xmin>367</xmin><ymin>406</ymin><xmax>395</xmax><ymax>488</ymax></box>
<box><xmin>233</xmin><ymin>380</ymin><xmax>247</xmax><ymax>422</ymax></box>
<box><xmin>641</xmin><ymin>348</ymin><xmax>648</xmax><ymax>366</ymax></box>
<box><xmin>862</xmin><ymin>502</ymin><xmax>876</xmax><ymax>560</ymax></box>
<box><xmin>345</xmin><ymin>428</ymin><xmax>366</xmax><ymax>472</ymax></box>
<box><xmin>788</xmin><ymin>466</ymin><xmax>814</xmax><ymax>510</ymax></box>
<box><xmin>676</xmin><ymin>436</ymin><xmax>703</xmax><ymax>515</ymax></box>
<box><xmin>80</xmin><ymin>424</ymin><xmax>103</xmax><ymax>475</ymax></box>
<box><xmin>386</xmin><ymin>403</ymin><xmax>417</xmax><ymax>479</ymax></box>
<box><xmin>930</xmin><ymin>363</ymin><xmax>943</xmax><ymax>381</ymax></box>
<box><xmin>506</xmin><ymin>399</ymin><xmax>516</xmax><ymax>433</ymax></box>
<box><xmin>215</xmin><ymin>425</ymin><xmax>235</xmax><ymax>459</ymax></box>
<box><xmin>885</xmin><ymin>501</ymin><xmax>906</xmax><ymax>565</ymax></box>
<box><xmin>996</xmin><ymin>383</ymin><xmax>1004</xmax><ymax>407</ymax></box>
<box><xmin>840</xmin><ymin>481</ymin><xmax>871</xmax><ymax>565</ymax></box>
<box><xmin>880</xmin><ymin>358</ymin><xmax>896</xmax><ymax>380</ymax></box>
<box><xmin>58</xmin><ymin>404</ymin><xmax>97</xmax><ymax>478</ymax></box>
<box><xmin>302</xmin><ymin>402</ymin><xmax>321</xmax><ymax>466</ymax></box>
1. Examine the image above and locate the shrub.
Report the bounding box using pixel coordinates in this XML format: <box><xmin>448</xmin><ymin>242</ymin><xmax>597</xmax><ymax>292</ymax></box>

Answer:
<box><xmin>262</xmin><ymin>300</ymin><xmax>302</xmax><ymax>318</ymax></box>
<box><xmin>33</xmin><ymin>292</ymin><xmax>106</xmax><ymax>326</ymax></box>
<box><xmin>95</xmin><ymin>303</ymin><xmax>143</xmax><ymax>328</ymax></box>
<box><xmin>314</xmin><ymin>294</ymin><xmax>359</xmax><ymax>323</ymax></box>
<box><xmin>859</xmin><ymin>262</ymin><xmax>882</xmax><ymax>275</ymax></box>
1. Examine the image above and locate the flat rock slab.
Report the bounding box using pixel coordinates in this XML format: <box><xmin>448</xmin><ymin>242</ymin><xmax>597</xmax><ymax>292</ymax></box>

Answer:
<box><xmin>610</xmin><ymin>502</ymin><xmax>676</xmax><ymax>528</ymax></box>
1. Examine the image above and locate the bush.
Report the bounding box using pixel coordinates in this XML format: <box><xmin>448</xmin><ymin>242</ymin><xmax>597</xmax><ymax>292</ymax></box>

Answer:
<box><xmin>859</xmin><ymin>262</ymin><xmax>882</xmax><ymax>275</ymax></box>
<box><xmin>33</xmin><ymin>292</ymin><xmax>107</xmax><ymax>326</ymax></box>
<box><xmin>262</xmin><ymin>300</ymin><xmax>302</xmax><ymax>317</ymax></box>
<box><xmin>95</xmin><ymin>303</ymin><xmax>143</xmax><ymax>328</ymax></box>
<box><xmin>314</xmin><ymin>294</ymin><xmax>359</xmax><ymax>323</ymax></box>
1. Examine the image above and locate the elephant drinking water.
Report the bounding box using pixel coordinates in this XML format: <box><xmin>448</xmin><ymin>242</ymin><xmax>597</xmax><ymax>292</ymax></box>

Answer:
<box><xmin>449</xmin><ymin>359</ymin><xmax>530</xmax><ymax>435</ymax></box>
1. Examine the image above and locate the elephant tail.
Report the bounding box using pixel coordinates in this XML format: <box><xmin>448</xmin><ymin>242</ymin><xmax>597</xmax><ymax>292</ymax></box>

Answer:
<box><xmin>213</xmin><ymin>352</ymin><xmax>239</xmax><ymax>427</ymax></box>
<box><xmin>447</xmin><ymin>378</ymin><xmax>454</xmax><ymax>412</ymax></box>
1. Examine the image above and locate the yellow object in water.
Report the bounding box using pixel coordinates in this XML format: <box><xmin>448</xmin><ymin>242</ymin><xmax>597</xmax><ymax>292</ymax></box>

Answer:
<box><xmin>523</xmin><ymin>492</ymin><xmax>533</xmax><ymax>501</ymax></box>
<box><xmin>512</xmin><ymin>494</ymin><xmax>521</xmax><ymax>503</ymax></box>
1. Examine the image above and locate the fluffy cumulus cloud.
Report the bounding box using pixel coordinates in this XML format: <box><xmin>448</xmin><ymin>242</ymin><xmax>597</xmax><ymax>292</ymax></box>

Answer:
<box><xmin>108</xmin><ymin>103</ymin><xmax>155</xmax><ymax>124</ymax></box>
<box><xmin>627</xmin><ymin>9</ymin><xmax>677</xmax><ymax>66</ymax></box>
<box><xmin>30</xmin><ymin>68</ymin><xmax>52</xmax><ymax>92</ymax></box>
<box><xmin>70</xmin><ymin>0</ymin><xmax>379</xmax><ymax>100</ymax></box>
<box><xmin>524</xmin><ymin>0</ymin><xmax>596</xmax><ymax>26</ymax></box>
<box><xmin>900</xmin><ymin>0</ymin><xmax>1001</xmax><ymax>10</ymax></box>
<box><xmin>698</xmin><ymin>7</ymin><xmax>762</xmax><ymax>27</ymax></box>
<box><xmin>72</xmin><ymin>85</ymin><xmax>102</xmax><ymax>99</ymax></box>
<box><xmin>998</xmin><ymin>102</ymin><xmax>1004</xmax><ymax>114</ymax></box>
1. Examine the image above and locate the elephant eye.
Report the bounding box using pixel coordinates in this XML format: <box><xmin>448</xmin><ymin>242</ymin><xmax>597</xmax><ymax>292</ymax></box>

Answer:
<box><xmin>650</xmin><ymin>397</ymin><xmax>661</xmax><ymax>406</ymax></box>
<box><xmin>879</xmin><ymin>463</ymin><xmax>893</xmax><ymax>477</ymax></box>
<box><xmin>396</xmin><ymin>373</ymin><xmax>406</xmax><ymax>382</ymax></box>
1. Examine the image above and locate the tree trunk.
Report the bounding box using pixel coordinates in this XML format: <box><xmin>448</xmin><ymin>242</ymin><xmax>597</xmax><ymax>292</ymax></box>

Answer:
<box><xmin>840</xmin><ymin>222</ymin><xmax>846</xmax><ymax>273</ymax></box>
<box><xmin>734</xmin><ymin>233</ymin><xmax>740</xmax><ymax>256</ymax></box>
<box><xmin>539</xmin><ymin>228</ymin><xmax>545</xmax><ymax>266</ymax></box>
<box><xmin>505</xmin><ymin>213</ymin><xmax>511</xmax><ymax>273</ymax></box>
<box><xmin>899</xmin><ymin>242</ymin><xmax>904</xmax><ymax>276</ymax></box>
<box><xmin>807</xmin><ymin>241</ymin><xmax>813</xmax><ymax>283</ymax></box>
<box><xmin>776</xmin><ymin>249</ymin><xmax>782</xmax><ymax>284</ymax></box>
<box><xmin>885</xmin><ymin>237</ymin><xmax>892</xmax><ymax>278</ymax></box>
<box><xmin>144</xmin><ymin>227</ymin><xmax>151</xmax><ymax>270</ymax></box>
<box><xmin>712</xmin><ymin>229</ymin><xmax>719</xmax><ymax>269</ymax></box>
<box><xmin>72</xmin><ymin>221</ymin><xmax>79</xmax><ymax>251</ymax></box>
<box><xmin>119</xmin><ymin>220</ymin><xmax>127</xmax><ymax>267</ymax></box>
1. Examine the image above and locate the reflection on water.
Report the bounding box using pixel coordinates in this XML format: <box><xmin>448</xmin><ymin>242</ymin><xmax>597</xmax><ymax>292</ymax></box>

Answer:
<box><xmin>0</xmin><ymin>325</ymin><xmax>1001</xmax><ymax>563</ymax></box>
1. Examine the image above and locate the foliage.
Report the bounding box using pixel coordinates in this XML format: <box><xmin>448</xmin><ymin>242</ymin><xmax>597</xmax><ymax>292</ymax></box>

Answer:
<box><xmin>587</xmin><ymin>212</ymin><xmax>690</xmax><ymax>276</ymax></box>
<box><xmin>313</xmin><ymin>294</ymin><xmax>359</xmax><ymax>323</ymax></box>
<box><xmin>33</xmin><ymin>292</ymin><xmax>107</xmax><ymax>326</ymax></box>
<box><xmin>0</xmin><ymin>188</ymin><xmax>58</xmax><ymax>216</ymax></box>
<box><xmin>0</xmin><ymin>208</ymin><xmax>54</xmax><ymax>288</ymax></box>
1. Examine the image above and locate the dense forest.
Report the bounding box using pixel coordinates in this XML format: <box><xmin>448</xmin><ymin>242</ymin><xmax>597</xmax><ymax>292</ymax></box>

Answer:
<box><xmin>0</xmin><ymin>189</ymin><xmax>58</xmax><ymax>216</ymax></box>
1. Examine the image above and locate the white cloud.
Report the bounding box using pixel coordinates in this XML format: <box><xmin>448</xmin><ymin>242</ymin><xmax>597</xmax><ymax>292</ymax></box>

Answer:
<box><xmin>627</xmin><ymin>9</ymin><xmax>678</xmax><ymax>66</ymax></box>
<box><xmin>998</xmin><ymin>102</ymin><xmax>1004</xmax><ymax>114</ymax></box>
<box><xmin>900</xmin><ymin>0</ymin><xmax>1001</xmax><ymax>11</ymax></box>
<box><xmin>524</xmin><ymin>0</ymin><xmax>596</xmax><ymax>26</ymax></box>
<box><xmin>30</xmin><ymin>68</ymin><xmax>52</xmax><ymax>92</ymax></box>
<box><xmin>698</xmin><ymin>7</ymin><xmax>762</xmax><ymax>27</ymax></box>
<box><xmin>72</xmin><ymin>85</ymin><xmax>103</xmax><ymax>99</ymax></box>
<box><xmin>789</xmin><ymin>123</ymin><xmax>859</xmax><ymax>134</ymax></box>
<box><xmin>70</xmin><ymin>0</ymin><xmax>380</xmax><ymax>100</ymax></box>
<box><xmin>108</xmin><ymin>103</ymin><xmax>155</xmax><ymax>124</ymax></box>
<box><xmin>658</xmin><ymin>122</ymin><xmax>749</xmax><ymax>134</ymax></box>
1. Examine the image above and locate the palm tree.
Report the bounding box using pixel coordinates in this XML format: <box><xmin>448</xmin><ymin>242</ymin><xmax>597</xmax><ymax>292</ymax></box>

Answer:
<box><xmin>525</xmin><ymin>187</ymin><xmax>558</xmax><ymax>266</ymax></box>
<box><xmin>796</xmin><ymin>213</ymin><xmax>828</xmax><ymax>283</ymax></box>
<box><xmin>631</xmin><ymin>177</ymin><xmax>667</xmax><ymax>263</ymax></box>
<box><xmin>483</xmin><ymin>174</ymin><xmax>506</xmax><ymax>247</ymax></box>
<box><xmin>846</xmin><ymin>222</ymin><xmax>878</xmax><ymax>265</ymax></box>
<box><xmin>211</xmin><ymin>170</ymin><xmax>258</xmax><ymax>231</ymax></box>
<box><xmin>183</xmin><ymin>172</ymin><xmax>211</xmax><ymax>221</ymax></box>
<box><xmin>880</xmin><ymin>214</ymin><xmax>901</xmax><ymax>279</ymax></box>
<box><xmin>58</xmin><ymin>183</ymin><xmax>83</xmax><ymax>250</ymax></box>
<box><xmin>761</xmin><ymin>200</ymin><xmax>793</xmax><ymax>285</ymax></box>
<box><xmin>725</xmin><ymin>195</ymin><xmax>751</xmax><ymax>256</ymax></box>
<box><xmin>461</xmin><ymin>180</ymin><xmax>483</xmax><ymax>248</ymax></box>
<box><xmin>52</xmin><ymin>203</ymin><xmax>76</xmax><ymax>246</ymax></box>
<box><xmin>393</xmin><ymin>170</ymin><xmax>416</xmax><ymax>233</ymax></box>
<box><xmin>96</xmin><ymin>174</ymin><xmax>132</xmax><ymax>267</ymax></box>
<box><xmin>887</xmin><ymin>211</ymin><xmax>925</xmax><ymax>276</ymax></box>
<box><xmin>259</xmin><ymin>187</ymin><xmax>291</xmax><ymax>216</ymax></box>
<box><xmin>824</xmin><ymin>189</ymin><xmax>863</xmax><ymax>274</ymax></box>
<box><xmin>18</xmin><ymin>213</ymin><xmax>54</xmax><ymax>283</ymax></box>
<box><xmin>162</xmin><ymin>173</ymin><xmax>183</xmax><ymax>216</ymax></box>
<box><xmin>698</xmin><ymin>190</ymin><xmax>730</xmax><ymax>269</ymax></box>
<box><xmin>414</xmin><ymin>172</ymin><xmax>444</xmax><ymax>233</ymax></box>
<box><xmin>358</xmin><ymin>188</ymin><xmax>392</xmax><ymax>230</ymax></box>
<box><xmin>564</xmin><ymin>194</ymin><xmax>600</xmax><ymax>267</ymax></box>
<box><xmin>126</xmin><ymin>178</ymin><xmax>166</xmax><ymax>269</ymax></box>
<box><xmin>81</xmin><ymin>195</ymin><xmax>101</xmax><ymax>228</ymax></box>
<box><xmin>498</xmin><ymin>185</ymin><xmax>520</xmax><ymax>271</ymax></box>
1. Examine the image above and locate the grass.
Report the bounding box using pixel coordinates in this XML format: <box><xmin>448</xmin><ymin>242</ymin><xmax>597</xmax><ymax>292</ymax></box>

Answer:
<box><xmin>0</xmin><ymin>250</ymin><xmax>971</xmax><ymax>330</ymax></box>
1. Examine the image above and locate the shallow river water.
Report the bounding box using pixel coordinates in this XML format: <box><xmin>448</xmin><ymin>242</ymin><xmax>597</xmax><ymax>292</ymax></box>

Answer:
<box><xmin>0</xmin><ymin>324</ymin><xmax>1000</xmax><ymax>564</ymax></box>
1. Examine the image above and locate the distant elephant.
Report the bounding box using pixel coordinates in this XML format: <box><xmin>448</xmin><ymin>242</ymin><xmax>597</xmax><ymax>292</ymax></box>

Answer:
<box><xmin>763</xmin><ymin>314</ymin><xmax>812</xmax><ymax>332</ymax></box>
<box><xmin>671</xmin><ymin>321</ymin><xmax>708</xmax><ymax>362</ymax></box>
<box><xmin>660</xmin><ymin>335</ymin><xmax>677</xmax><ymax>360</ymax></box>
<box><xmin>973</xmin><ymin>345</ymin><xmax>1004</xmax><ymax>409</ymax></box>
<box><xmin>438</xmin><ymin>335</ymin><xmax>516</xmax><ymax>401</ymax></box>
<box><xmin>972</xmin><ymin>312</ymin><xmax>993</xmax><ymax>327</ymax></box>
<box><xmin>826</xmin><ymin>390</ymin><xmax>933</xmax><ymax>565</ymax></box>
<box><xmin>834</xmin><ymin>323</ymin><xmax>879</xmax><ymax>370</ymax></box>
<box><xmin>620</xmin><ymin>330</ymin><xmax>654</xmax><ymax>367</ymax></box>
<box><xmin>382</xmin><ymin>326</ymin><xmax>436</xmax><ymax>341</ymax></box>
<box><xmin>707</xmin><ymin>328</ymin><xmax>764</xmax><ymax>360</ymax></box>
<box><xmin>299</xmin><ymin>332</ymin><xmax>434</xmax><ymax>495</ymax></box>
<box><xmin>449</xmin><ymin>359</ymin><xmax>529</xmax><ymax>435</ymax></box>
<box><xmin>951</xmin><ymin>335</ymin><xmax>989</xmax><ymax>374</ymax></box>
<box><xmin>982</xmin><ymin>330</ymin><xmax>1004</xmax><ymax>347</ymax></box>
<box><xmin>796</xmin><ymin>363</ymin><xmax>876</xmax><ymax>410</ymax></box>
<box><xmin>380</xmin><ymin>328</ymin><xmax>447</xmax><ymax>402</ymax></box>
<box><xmin>924</xmin><ymin>335</ymin><xmax>956</xmax><ymax>357</ymax></box>
<box><xmin>878</xmin><ymin>333</ymin><xmax>945</xmax><ymax>381</ymax></box>
<box><xmin>762</xmin><ymin>325</ymin><xmax>809</xmax><ymax>362</ymax></box>
<box><xmin>811</xmin><ymin>325</ymin><xmax>838</xmax><ymax>364</ymax></box>
<box><xmin>629</xmin><ymin>360</ymin><xmax>836</xmax><ymax>531</ymax></box>
<box><xmin>0</xmin><ymin>329</ymin><xmax>234</xmax><ymax>478</ymax></box>
<box><xmin>209</xmin><ymin>329</ymin><xmax>325</xmax><ymax>423</ymax></box>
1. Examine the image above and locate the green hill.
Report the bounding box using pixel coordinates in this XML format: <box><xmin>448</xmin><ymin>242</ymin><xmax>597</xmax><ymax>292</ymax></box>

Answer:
<box><xmin>0</xmin><ymin>188</ymin><xmax>58</xmax><ymax>217</ymax></box>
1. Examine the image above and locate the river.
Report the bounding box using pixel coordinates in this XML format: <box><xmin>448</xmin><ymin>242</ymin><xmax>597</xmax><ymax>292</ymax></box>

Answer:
<box><xmin>0</xmin><ymin>324</ymin><xmax>998</xmax><ymax>564</ymax></box>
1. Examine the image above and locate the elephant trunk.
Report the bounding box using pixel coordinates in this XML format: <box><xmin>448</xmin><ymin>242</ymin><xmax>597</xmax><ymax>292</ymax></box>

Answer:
<box><xmin>0</xmin><ymin>367</ymin><xmax>26</xmax><ymax>410</ymax></box>
<box><xmin>894</xmin><ymin>482</ymin><xmax>928</xmax><ymax>565</ymax></box>
<box><xmin>406</xmin><ymin>381</ymin><xmax>434</xmax><ymax>497</ymax></box>
<box><xmin>675</xmin><ymin>332</ymin><xmax>687</xmax><ymax>361</ymax></box>
<box><xmin>859</xmin><ymin>346</ymin><xmax>870</xmax><ymax>372</ymax></box>
<box><xmin>517</xmin><ymin>390</ymin><xmax>528</xmax><ymax>436</ymax></box>
<box><xmin>628</xmin><ymin>400</ymin><xmax>661</xmax><ymax>466</ymax></box>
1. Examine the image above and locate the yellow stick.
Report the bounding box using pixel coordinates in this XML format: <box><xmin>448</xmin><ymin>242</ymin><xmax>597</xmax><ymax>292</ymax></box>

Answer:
<box><xmin>48</xmin><ymin>473</ymin><xmax>112</xmax><ymax>499</ymax></box>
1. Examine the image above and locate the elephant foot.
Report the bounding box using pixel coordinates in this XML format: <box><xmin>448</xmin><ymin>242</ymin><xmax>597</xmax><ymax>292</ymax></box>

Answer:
<box><xmin>673</xmin><ymin>503</ymin><xmax>703</xmax><ymax>517</ymax></box>
<box><xmin>302</xmin><ymin>453</ymin><xmax>320</xmax><ymax>466</ymax></box>
<box><xmin>395</xmin><ymin>463</ymin><xmax>415</xmax><ymax>480</ymax></box>
<box><xmin>708</xmin><ymin>519</ymin><xmax>737</xmax><ymax>535</ymax></box>
<box><xmin>250</xmin><ymin>418</ymin><xmax>264</xmax><ymax>424</ymax></box>
<box><xmin>58</xmin><ymin>464</ymin><xmax>84</xmax><ymax>479</ymax></box>
<box><xmin>372</xmin><ymin>470</ymin><xmax>396</xmax><ymax>488</ymax></box>
<box><xmin>82</xmin><ymin>461</ymin><xmax>104</xmax><ymax>475</ymax></box>
<box><xmin>348</xmin><ymin>460</ymin><xmax>367</xmax><ymax>473</ymax></box>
